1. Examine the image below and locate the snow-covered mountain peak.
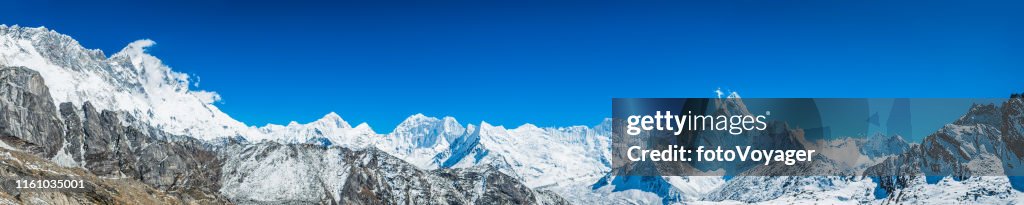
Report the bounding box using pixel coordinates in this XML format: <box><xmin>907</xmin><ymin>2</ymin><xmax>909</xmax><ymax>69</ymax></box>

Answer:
<box><xmin>464</xmin><ymin>123</ymin><xmax>478</xmax><ymax>134</ymax></box>
<box><xmin>1</xmin><ymin>25</ymin><xmax>250</xmax><ymax>140</ymax></box>
<box><xmin>394</xmin><ymin>114</ymin><xmax>446</xmax><ymax>131</ymax></box>
<box><xmin>514</xmin><ymin>123</ymin><xmax>542</xmax><ymax>131</ymax></box>
<box><xmin>478</xmin><ymin>121</ymin><xmax>505</xmax><ymax>130</ymax></box>
<box><xmin>115</xmin><ymin>39</ymin><xmax>154</xmax><ymax>53</ymax></box>
<box><xmin>714</xmin><ymin>91</ymin><xmax>752</xmax><ymax>116</ymax></box>
<box><xmin>352</xmin><ymin>122</ymin><xmax>374</xmax><ymax>132</ymax></box>
<box><xmin>106</xmin><ymin>39</ymin><xmax>181</xmax><ymax>88</ymax></box>
<box><xmin>387</xmin><ymin>114</ymin><xmax>467</xmax><ymax>149</ymax></box>
<box><xmin>595</xmin><ymin>118</ymin><xmax>613</xmax><ymax>132</ymax></box>
<box><xmin>1</xmin><ymin>25</ymin><xmax>384</xmax><ymax>143</ymax></box>
<box><xmin>276</xmin><ymin>112</ymin><xmax>350</xmax><ymax>129</ymax></box>
<box><xmin>313</xmin><ymin>112</ymin><xmax>351</xmax><ymax>128</ymax></box>
<box><xmin>402</xmin><ymin>113</ymin><xmax>431</xmax><ymax>121</ymax></box>
<box><xmin>727</xmin><ymin>91</ymin><xmax>741</xmax><ymax>99</ymax></box>
<box><xmin>249</xmin><ymin>112</ymin><xmax>368</xmax><ymax>143</ymax></box>
<box><xmin>1</xmin><ymin>25</ymin><xmax>105</xmax><ymax>59</ymax></box>
<box><xmin>477</xmin><ymin>121</ymin><xmax>512</xmax><ymax>137</ymax></box>
<box><xmin>955</xmin><ymin>102</ymin><xmax>1001</xmax><ymax>126</ymax></box>
<box><xmin>441</xmin><ymin>116</ymin><xmax>461</xmax><ymax>130</ymax></box>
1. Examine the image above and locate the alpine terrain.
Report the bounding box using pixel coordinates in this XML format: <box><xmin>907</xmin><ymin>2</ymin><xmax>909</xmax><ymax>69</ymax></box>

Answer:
<box><xmin>1</xmin><ymin>25</ymin><xmax>1024</xmax><ymax>204</ymax></box>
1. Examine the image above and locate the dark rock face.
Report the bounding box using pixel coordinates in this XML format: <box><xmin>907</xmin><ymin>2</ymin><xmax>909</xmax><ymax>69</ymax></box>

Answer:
<box><xmin>433</xmin><ymin>166</ymin><xmax>571</xmax><ymax>205</ymax></box>
<box><xmin>1001</xmin><ymin>98</ymin><xmax>1024</xmax><ymax>160</ymax></box>
<box><xmin>71</xmin><ymin>101</ymin><xmax>224</xmax><ymax>198</ymax></box>
<box><xmin>0</xmin><ymin>66</ymin><xmax>226</xmax><ymax>203</ymax></box>
<box><xmin>57</xmin><ymin>102</ymin><xmax>85</xmax><ymax>167</ymax></box>
<box><xmin>59</xmin><ymin>102</ymin><xmax>226</xmax><ymax>203</ymax></box>
<box><xmin>0</xmin><ymin>66</ymin><xmax>64</xmax><ymax>158</ymax></box>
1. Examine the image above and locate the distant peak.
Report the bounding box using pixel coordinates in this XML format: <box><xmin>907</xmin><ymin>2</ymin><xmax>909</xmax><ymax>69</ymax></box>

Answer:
<box><xmin>392</xmin><ymin>113</ymin><xmax>469</xmax><ymax>135</ymax></box>
<box><xmin>314</xmin><ymin>112</ymin><xmax>350</xmax><ymax>128</ymax></box>
<box><xmin>727</xmin><ymin>91</ymin><xmax>741</xmax><ymax>99</ymax></box>
<box><xmin>0</xmin><ymin>24</ymin><xmax>47</xmax><ymax>33</ymax></box>
<box><xmin>271</xmin><ymin>112</ymin><xmax>352</xmax><ymax>129</ymax></box>
<box><xmin>322</xmin><ymin>112</ymin><xmax>342</xmax><ymax>120</ymax></box>
<box><xmin>516</xmin><ymin>123</ymin><xmax>539</xmax><ymax>130</ymax></box>
<box><xmin>354</xmin><ymin>122</ymin><xmax>372</xmax><ymax>129</ymax></box>
<box><xmin>352</xmin><ymin>122</ymin><xmax>377</xmax><ymax>134</ymax></box>
<box><xmin>441</xmin><ymin>116</ymin><xmax>463</xmax><ymax>129</ymax></box>
<box><xmin>400</xmin><ymin>113</ymin><xmax>435</xmax><ymax>123</ymax></box>
<box><xmin>479</xmin><ymin>121</ymin><xmax>506</xmax><ymax>131</ymax></box>
<box><xmin>595</xmin><ymin>118</ymin><xmax>613</xmax><ymax>129</ymax></box>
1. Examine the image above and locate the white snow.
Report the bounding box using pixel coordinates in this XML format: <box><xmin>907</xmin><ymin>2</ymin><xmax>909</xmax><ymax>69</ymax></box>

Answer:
<box><xmin>0</xmin><ymin>25</ymin><xmax>250</xmax><ymax>140</ymax></box>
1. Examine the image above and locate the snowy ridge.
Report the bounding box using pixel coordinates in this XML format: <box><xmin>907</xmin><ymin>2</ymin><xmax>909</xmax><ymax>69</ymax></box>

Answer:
<box><xmin>0</xmin><ymin>25</ymin><xmax>248</xmax><ymax>140</ymax></box>
<box><xmin>375</xmin><ymin>114</ymin><xmax>466</xmax><ymax>168</ymax></box>
<box><xmin>459</xmin><ymin>121</ymin><xmax>612</xmax><ymax>187</ymax></box>
<box><xmin>252</xmin><ymin>111</ymin><xmax>615</xmax><ymax>188</ymax></box>
<box><xmin>251</xmin><ymin>112</ymin><xmax>378</xmax><ymax>147</ymax></box>
<box><xmin>0</xmin><ymin>25</ymin><xmax>378</xmax><ymax>143</ymax></box>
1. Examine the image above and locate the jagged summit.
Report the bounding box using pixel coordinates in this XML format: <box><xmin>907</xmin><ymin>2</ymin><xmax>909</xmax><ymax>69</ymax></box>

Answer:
<box><xmin>955</xmin><ymin>103</ymin><xmax>1002</xmax><ymax>126</ymax></box>
<box><xmin>392</xmin><ymin>113</ymin><xmax>463</xmax><ymax>135</ymax></box>
<box><xmin>1</xmin><ymin>25</ymin><xmax>248</xmax><ymax>140</ymax></box>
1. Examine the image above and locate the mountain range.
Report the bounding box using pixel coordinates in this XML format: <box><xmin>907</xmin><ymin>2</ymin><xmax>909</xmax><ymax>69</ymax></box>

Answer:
<box><xmin>2</xmin><ymin>25</ymin><xmax>1024</xmax><ymax>204</ymax></box>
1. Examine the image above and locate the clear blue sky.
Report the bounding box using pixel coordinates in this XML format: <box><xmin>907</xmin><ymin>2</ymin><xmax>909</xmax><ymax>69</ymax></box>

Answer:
<box><xmin>3</xmin><ymin>0</ymin><xmax>1022</xmax><ymax>130</ymax></box>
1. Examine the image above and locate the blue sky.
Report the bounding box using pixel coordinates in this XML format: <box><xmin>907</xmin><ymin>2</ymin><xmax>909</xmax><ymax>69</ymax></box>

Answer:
<box><xmin>3</xmin><ymin>0</ymin><xmax>1022</xmax><ymax>131</ymax></box>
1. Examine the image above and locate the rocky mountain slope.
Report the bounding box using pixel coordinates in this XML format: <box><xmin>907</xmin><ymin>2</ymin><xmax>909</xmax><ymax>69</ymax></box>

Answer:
<box><xmin>0</xmin><ymin>145</ymin><xmax>191</xmax><ymax>205</ymax></box>
<box><xmin>863</xmin><ymin>98</ymin><xmax>1024</xmax><ymax>204</ymax></box>
<box><xmin>0</xmin><ymin>64</ymin><xmax>566</xmax><ymax>204</ymax></box>
<box><xmin>219</xmin><ymin>142</ymin><xmax>568</xmax><ymax>204</ymax></box>
<box><xmin>1</xmin><ymin>65</ymin><xmax>226</xmax><ymax>203</ymax></box>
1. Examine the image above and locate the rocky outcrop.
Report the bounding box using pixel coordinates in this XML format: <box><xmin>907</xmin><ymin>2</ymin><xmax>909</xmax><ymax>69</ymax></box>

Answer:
<box><xmin>63</xmin><ymin>101</ymin><xmax>225</xmax><ymax>203</ymax></box>
<box><xmin>433</xmin><ymin>166</ymin><xmax>571</xmax><ymax>205</ymax></box>
<box><xmin>0</xmin><ymin>66</ymin><xmax>64</xmax><ymax>158</ymax></box>
<box><xmin>0</xmin><ymin>66</ymin><xmax>226</xmax><ymax>203</ymax></box>
<box><xmin>0</xmin><ymin>146</ymin><xmax>189</xmax><ymax>204</ymax></box>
